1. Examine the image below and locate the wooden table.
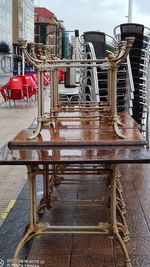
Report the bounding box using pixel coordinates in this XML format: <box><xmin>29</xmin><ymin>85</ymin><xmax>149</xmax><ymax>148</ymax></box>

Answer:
<box><xmin>8</xmin><ymin>112</ymin><xmax>145</xmax><ymax>148</ymax></box>
<box><xmin>0</xmin><ymin>112</ymin><xmax>150</xmax><ymax>267</ymax></box>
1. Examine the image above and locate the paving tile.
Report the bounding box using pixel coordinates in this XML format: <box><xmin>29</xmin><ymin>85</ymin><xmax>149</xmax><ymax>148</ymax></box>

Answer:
<box><xmin>28</xmin><ymin>235</ymin><xmax>72</xmax><ymax>256</ymax></box>
<box><xmin>70</xmin><ymin>255</ymin><xmax>115</xmax><ymax>267</ymax></box>
<box><xmin>72</xmin><ymin>235</ymin><xmax>113</xmax><ymax>256</ymax></box>
<box><xmin>39</xmin><ymin>207</ymin><xmax>76</xmax><ymax>226</ymax></box>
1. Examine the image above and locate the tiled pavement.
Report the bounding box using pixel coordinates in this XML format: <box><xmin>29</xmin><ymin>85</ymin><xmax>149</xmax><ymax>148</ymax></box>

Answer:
<box><xmin>0</xmin><ymin>93</ymin><xmax>50</xmax><ymax>226</ymax></box>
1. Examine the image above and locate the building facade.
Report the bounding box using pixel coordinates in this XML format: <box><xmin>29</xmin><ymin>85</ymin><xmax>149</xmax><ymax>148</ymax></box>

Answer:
<box><xmin>62</xmin><ymin>31</ymin><xmax>71</xmax><ymax>59</ymax></box>
<box><xmin>13</xmin><ymin>0</ymin><xmax>34</xmax><ymax>74</ymax></box>
<box><xmin>34</xmin><ymin>7</ymin><xmax>65</xmax><ymax>59</ymax></box>
<box><xmin>0</xmin><ymin>0</ymin><xmax>12</xmax><ymax>80</ymax></box>
<box><xmin>71</xmin><ymin>36</ymin><xmax>78</xmax><ymax>59</ymax></box>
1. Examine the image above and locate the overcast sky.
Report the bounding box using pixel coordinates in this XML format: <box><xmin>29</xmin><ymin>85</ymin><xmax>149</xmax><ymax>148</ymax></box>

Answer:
<box><xmin>35</xmin><ymin>0</ymin><xmax>150</xmax><ymax>35</ymax></box>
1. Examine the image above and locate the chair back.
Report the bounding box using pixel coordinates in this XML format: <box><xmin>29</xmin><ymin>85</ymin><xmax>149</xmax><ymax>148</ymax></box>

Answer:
<box><xmin>24</xmin><ymin>75</ymin><xmax>38</xmax><ymax>97</ymax></box>
<box><xmin>120</xmin><ymin>23</ymin><xmax>144</xmax><ymax>45</ymax></box>
<box><xmin>58</xmin><ymin>69</ymin><xmax>64</xmax><ymax>83</ymax></box>
<box><xmin>32</xmin><ymin>73</ymin><xmax>38</xmax><ymax>84</ymax></box>
<box><xmin>8</xmin><ymin>77</ymin><xmax>24</xmax><ymax>100</ymax></box>
<box><xmin>83</xmin><ymin>31</ymin><xmax>106</xmax><ymax>58</ymax></box>
<box><xmin>9</xmin><ymin>77</ymin><xmax>23</xmax><ymax>90</ymax></box>
<box><xmin>43</xmin><ymin>72</ymin><xmax>50</xmax><ymax>87</ymax></box>
<box><xmin>24</xmin><ymin>75</ymin><xmax>37</xmax><ymax>87</ymax></box>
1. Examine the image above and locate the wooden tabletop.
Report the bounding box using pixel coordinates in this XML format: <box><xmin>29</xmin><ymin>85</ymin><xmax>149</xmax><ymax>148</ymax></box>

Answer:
<box><xmin>0</xmin><ymin>144</ymin><xmax>150</xmax><ymax>165</ymax></box>
<box><xmin>0</xmin><ymin>112</ymin><xmax>148</xmax><ymax>165</ymax></box>
<box><xmin>8</xmin><ymin>112</ymin><xmax>146</xmax><ymax>148</ymax></box>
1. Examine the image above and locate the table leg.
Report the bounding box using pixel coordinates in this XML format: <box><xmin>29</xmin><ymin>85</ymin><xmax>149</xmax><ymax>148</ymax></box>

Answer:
<box><xmin>37</xmin><ymin>165</ymin><xmax>52</xmax><ymax>214</ymax></box>
<box><xmin>12</xmin><ymin>165</ymin><xmax>39</xmax><ymax>263</ymax></box>
<box><xmin>37</xmin><ymin>164</ymin><xmax>63</xmax><ymax>215</ymax></box>
<box><xmin>110</xmin><ymin>164</ymin><xmax>132</xmax><ymax>267</ymax></box>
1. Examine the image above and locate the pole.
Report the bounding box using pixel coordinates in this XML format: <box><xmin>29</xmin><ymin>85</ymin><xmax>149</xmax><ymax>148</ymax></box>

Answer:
<box><xmin>128</xmin><ymin>0</ymin><xmax>133</xmax><ymax>23</ymax></box>
<box><xmin>22</xmin><ymin>0</ymin><xmax>25</xmax><ymax>75</ymax></box>
<box><xmin>22</xmin><ymin>51</ymin><xmax>25</xmax><ymax>75</ymax></box>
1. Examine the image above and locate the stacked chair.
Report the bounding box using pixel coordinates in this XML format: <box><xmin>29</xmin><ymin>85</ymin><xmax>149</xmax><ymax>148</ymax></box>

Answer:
<box><xmin>114</xmin><ymin>23</ymin><xmax>150</xmax><ymax>140</ymax></box>
<box><xmin>78</xmin><ymin>31</ymin><xmax>129</xmax><ymax>110</ymax></box>
<box><xmin>79</xmin><ymin>26</ymin><xmax>150</xmax><ymax>142</ymax></box>
<box><xmin>78</xmin><ymin>31</ymin><xmax>104</xmax><ymax>102</ymax></box>
<box><xmin>83</xmin><ymin>31</ymin><xmax>107</xmax><ymax>102</ymax></box>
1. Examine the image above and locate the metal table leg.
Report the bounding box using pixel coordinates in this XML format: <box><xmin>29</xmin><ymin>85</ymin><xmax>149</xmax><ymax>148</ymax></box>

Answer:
<box><xmin>110</xmin><ymin>165</ymin><xmax>132</xmax><ymax>267</ymax></box>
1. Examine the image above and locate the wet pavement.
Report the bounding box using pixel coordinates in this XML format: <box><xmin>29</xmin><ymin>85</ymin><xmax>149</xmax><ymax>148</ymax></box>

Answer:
<box><xmin>0</xmin><ymin>90</ymin><xmax>50</xmax><ymax>227</ymax></box>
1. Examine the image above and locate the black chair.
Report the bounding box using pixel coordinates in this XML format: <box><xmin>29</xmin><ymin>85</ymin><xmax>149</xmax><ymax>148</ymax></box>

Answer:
<box><xmin>83</xmin><ymin>31</ymin><xmax>106</xmax><ymax>58</ymax></box>
<box><xmin>120</xmin><ymin>23</ymin><xmax>145</xmax><ymax>124</ymax></box>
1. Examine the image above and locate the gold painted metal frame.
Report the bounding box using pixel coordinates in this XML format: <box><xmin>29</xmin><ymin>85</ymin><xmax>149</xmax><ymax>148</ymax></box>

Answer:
<box><xmin>12</xmin><ymin>163</ymin><xmax>132</xmax><ymax>267</ymax></box>
<box><xmin>19</xmin><ymin>37</ymin><xmax>134</xmax><ymax>140</ymax></box>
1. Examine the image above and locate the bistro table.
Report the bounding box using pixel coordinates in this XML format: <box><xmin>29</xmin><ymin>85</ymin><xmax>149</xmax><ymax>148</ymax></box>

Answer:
<box><xmin>0</xmin><ymin>111</ymin><xmax>150</xmax><ymax>267</ymax></box>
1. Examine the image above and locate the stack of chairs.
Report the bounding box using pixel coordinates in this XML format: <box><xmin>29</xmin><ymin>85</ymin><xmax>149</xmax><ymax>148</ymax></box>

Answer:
<box><xmin>79</xmin><ymin>31</ymin><xmax>128</xmax><ymax>110</ymax></box>
<box><xmin>114</xmin><ymin>23</ymin><xmax>150</xmax><ymax>139</ymax></box>
<box><xmin>82</xmin><ymin>31</ymin><xmax>107</xmax><ymax>102</ymax></box>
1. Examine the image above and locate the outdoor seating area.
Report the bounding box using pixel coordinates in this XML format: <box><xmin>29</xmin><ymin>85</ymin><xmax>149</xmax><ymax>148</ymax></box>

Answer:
<box><xmin>0</xmin><ymin>34</ymin><xmax>150</xmax><ymax>267</ymax></box>
<box><xmin>1</xmin><ymin>21</ymin><xmax>150</xmax><ymax>266</ymax></box>
<box><xmin>0</xmin><ymin>70</ymin><xmax>64</xmax><ymax>107</ymax></box>
<box><xmin>0</xmin><ymin>73</ymin><xmax>42</xmax><ymax>106</ymax></box>
<box><xmin>1</xmin><ymin>1</ymin><xmax>150</xmax><ymax>266</ymax></box>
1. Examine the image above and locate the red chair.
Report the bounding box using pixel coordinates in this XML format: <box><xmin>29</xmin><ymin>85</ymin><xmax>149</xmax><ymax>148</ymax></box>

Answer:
<box><xmin>0</xmin><ymin>82</ymin><xmax>10</xmax><ymax>105</ymax></box>
<box><xmin>31</xmin><ymin>73</ymin><xmax>38</xmax><ymax>85</ymax></box>
<box><xmin>24</xmin><ymin>73</ymin><xmax>38</xmax><ymax>85</ymax></box>
<box><xmin>7</xmin><ymin>77</ymin><xmax>24</xmax><ymax>105</ymax></box>
<box><xmin>58</xmin><ymin>69</ymin><xmax>64</xmax><ymax>83</ymax></box>
<box><xmin>23</xmin><ymin>75</ymin><xmax>38</xmax><ymax>98</ymax></box>
<box><xmin>44</xmin><ymin>72</ymin><xmax>50</xmax><ymax>82</ymax></box>
<box><xmin>14</xmin><ymin>75</ymin><xmax>37</xmax><ymax>106</ymax></box>
<box><xmin>43</xmin><ymin>72</ymin><xmax>50</xmax><ymax>87</ymax></box>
